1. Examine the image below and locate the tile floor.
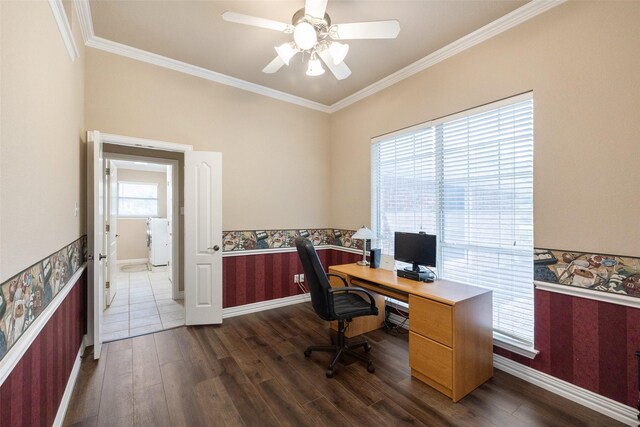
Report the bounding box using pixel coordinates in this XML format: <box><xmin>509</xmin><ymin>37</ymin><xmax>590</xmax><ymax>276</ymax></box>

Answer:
<box><xmin>103</xmin><ymin>265</ymin><xmax>184</xmax><ymax>342</ymax></box>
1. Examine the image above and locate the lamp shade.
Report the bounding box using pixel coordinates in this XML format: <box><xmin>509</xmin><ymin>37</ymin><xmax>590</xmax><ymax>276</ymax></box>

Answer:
<box><xmin>306</xmin><ymin>57</ymin><xmax>325</xmax><ymax>76</ymax></box>
<box><xmin>352</xmin><ymin>226</ymin><xmax>374</xmax><ymax>240</ymax></box>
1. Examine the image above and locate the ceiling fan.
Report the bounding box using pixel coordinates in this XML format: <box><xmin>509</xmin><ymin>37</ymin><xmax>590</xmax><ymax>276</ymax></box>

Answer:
<box><xmin>222</xmin><ymin>0</ymin><xmax>400</xmax><ymax>80</ymax></box>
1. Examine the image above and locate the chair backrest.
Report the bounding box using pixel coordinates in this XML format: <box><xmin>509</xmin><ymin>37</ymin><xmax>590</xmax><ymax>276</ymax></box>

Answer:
<box><xmin>295</xmin><ymin>237</ymin><xmax>333</xmax><ymax>321</ymax></box>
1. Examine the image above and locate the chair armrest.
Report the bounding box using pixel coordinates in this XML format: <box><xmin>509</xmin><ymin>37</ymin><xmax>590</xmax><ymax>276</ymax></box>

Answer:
<box><xmin>328</xmin><ymin>286</ymin><xmax>377</xmax><ymax>311</ymax></box>
<box><xmin>326</xmin><ymin>273</ymin><xmax>349</xmax><ymax>287</ymax></box>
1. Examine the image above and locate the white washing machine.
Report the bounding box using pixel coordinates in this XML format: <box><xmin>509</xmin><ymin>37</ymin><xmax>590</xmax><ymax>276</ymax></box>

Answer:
<box><xmin>147</xmin><ymin>218</ymin><xmax>169</xmax><ymax>266</ymax></box>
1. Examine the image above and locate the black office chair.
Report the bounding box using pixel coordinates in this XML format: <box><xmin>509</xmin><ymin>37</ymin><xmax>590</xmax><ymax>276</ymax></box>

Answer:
<box><xmin>295</xmin><ymin>237</ymin><xmax>378</xmax><ymax>378</ymax></box>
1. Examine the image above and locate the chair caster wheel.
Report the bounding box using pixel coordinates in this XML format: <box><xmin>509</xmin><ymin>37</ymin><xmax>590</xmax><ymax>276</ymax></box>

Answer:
<box><xmin>326</xmin><ymin>369</ymin><xmax>335</xmax><ymax>378</ymax></box>
<box><xmin>364</xmin><ymin>343</ymin><xmax>372</xmax><ymax>353</ymax></box>
<box><xmin>367</xmin><ymin>363</ymin><xmax>375</xmax><ymax>373</ymax></box>
<box><xmin>304</xmin><ymin>350</ymin><xmax>311</xmax><ymax>358</ymax></box>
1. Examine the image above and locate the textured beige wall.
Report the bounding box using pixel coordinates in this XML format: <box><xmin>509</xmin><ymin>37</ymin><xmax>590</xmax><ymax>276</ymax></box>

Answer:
<box><xmin>0</xmin><ymin>1</ymin><xmax>85</xmax><ymax>281</ymax></box>
<box><xmin>85</xmin><ymin>50</ymin><xmax>331</xmax><ymax>231</ymax></box>
<box><xmin>116</xmin><ymin>220</ymin><xmax>147</xmax><ymax>261</ymax></box>
<box><xmin>116</xmin><ymin>169</ymin><xmax>167</xmax><ymax>260</ymax></box>
<box><xmin>329</xmin><ymin>1</ymin><xmax>640</xmax><ymax>256</ymax></box>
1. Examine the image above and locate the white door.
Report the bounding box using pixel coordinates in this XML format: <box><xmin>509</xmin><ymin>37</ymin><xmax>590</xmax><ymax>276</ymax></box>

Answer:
<box><xmin>87</xmin><ymin>131</ymin><xmax>105</xmax><ymax>359</ymax></box>
<box><xmin>166</xmin><ymin>165</ymin><xmax>173</xmax><ymax>285</ymax></box>
<box><xmin>105</xmin><ymin>161</ymin><xmax>118</xmax><ymax>307</ymax></box>
<box><xmin>185</xmin><ymin>151</ymin><xmax>222</xmax><ymax>325</ymax></box>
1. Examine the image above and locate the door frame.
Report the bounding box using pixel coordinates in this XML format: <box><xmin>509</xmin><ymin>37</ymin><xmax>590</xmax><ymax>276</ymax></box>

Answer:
<box><xmin>104</xmin><ymin>153</ymin><xmax>180</xmax><ymax>298</ymax></box>
<box><xmin>105</xmin><ymin>159</ymin><xmax>118</xmax><ymax>309</ymax></box>
<box><xmin>87</xmin><ymin>132</ymin><xmax>193</xmax><ymax>350</ymax></box>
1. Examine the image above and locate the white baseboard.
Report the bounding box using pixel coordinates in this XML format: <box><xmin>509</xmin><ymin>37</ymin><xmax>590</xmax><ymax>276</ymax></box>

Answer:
<box><xmin>493</xmin><ymin>354</ymin><xmax>638</xmax><ymax>426</ymax></box>
<box><xmin>117</xmin><ymin>258</ymin><xmax>148</xmax><ymax>265</ymax></box>
<box><xmin>222</xmin><ymin>293</ymin><xmax>310</xmax><ymax>319</ymax></box>
<box><xmin>53</xmin><ymin>341</ymin><xmax>85</xmax><ymax>427</ymax></box>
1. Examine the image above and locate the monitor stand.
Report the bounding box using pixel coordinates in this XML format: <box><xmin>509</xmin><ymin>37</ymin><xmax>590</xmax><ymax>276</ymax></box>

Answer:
<box><xmin>397</xmin><ymin>264</ymin><xmax>434</xmax><ymax>282</ymax></box>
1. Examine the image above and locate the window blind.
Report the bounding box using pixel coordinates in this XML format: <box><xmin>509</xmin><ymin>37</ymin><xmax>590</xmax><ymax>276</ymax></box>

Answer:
<box><xmin>118</xmin><ymin>182</ymin><xmax>159</xmax><ymax>217</ymax></box>
<box><xmin>372</xmin><ymin>128</ymin><xmax>437</xmax><ymax>255</ymax></box>
<box><xmin>371</xmin><ymin>94</ymin><xmax>534</xmax><ymax>349</ymax></box>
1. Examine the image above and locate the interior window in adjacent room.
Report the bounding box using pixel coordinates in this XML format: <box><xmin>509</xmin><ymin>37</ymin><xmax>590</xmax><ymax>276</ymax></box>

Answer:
<box><xmin>118</xmin><ymin>182</ymin><xmax>159</xmax><ymax>217</ymax></box>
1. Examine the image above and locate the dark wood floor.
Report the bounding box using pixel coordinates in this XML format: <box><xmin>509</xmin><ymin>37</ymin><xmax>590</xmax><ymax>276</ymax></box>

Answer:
<box><xmin>65</xmin><ymin>303</ymin><xmax>622</xmax><ymax>427</ymax></box>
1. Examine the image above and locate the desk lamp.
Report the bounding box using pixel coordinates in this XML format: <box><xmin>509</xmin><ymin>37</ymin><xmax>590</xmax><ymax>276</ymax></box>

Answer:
<box><xmin>353</xmin><ymin>226</ymin><xmax>375</xmax><ymax>266</ymax></box>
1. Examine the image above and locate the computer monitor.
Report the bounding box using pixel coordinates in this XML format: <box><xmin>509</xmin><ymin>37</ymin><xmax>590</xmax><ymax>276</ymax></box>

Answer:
<box><xmin>394</xmin><ymin>232</ymin><xmax>436</xmax><ymax>273</ymax></box>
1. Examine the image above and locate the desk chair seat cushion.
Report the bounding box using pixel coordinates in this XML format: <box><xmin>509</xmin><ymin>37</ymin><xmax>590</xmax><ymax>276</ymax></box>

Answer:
<box><xmin>333</xmin><ymin>293</ymin><xmax>377</xmax><ymax>319</ymax></box>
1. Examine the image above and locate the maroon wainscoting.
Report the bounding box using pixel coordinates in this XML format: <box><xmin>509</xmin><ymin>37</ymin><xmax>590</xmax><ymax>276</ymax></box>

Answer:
<box><xmin>0</xmin><ymin>271</ymin><xmax>86</xmax><ymax>427</ymax></box>
<box><xmin>494</xmin><ymin>289</ymin><xmax>640</xmax><ymax>407</ymax></box>
<box><xmin>222</xmin><ymin>248</ymin><xmax>360</xmax><ymax>308</ymax></box>
<box><xmin>223</xmin><ymin>249</ymin><xmax>639</xmax><ymax>407</ymax></box>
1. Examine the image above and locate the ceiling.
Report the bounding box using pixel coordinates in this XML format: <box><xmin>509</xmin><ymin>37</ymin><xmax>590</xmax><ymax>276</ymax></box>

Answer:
<box><xmin>88</xmin><ymin>0</ymin><xmax>529</xmax><ymax>106</ymax></box>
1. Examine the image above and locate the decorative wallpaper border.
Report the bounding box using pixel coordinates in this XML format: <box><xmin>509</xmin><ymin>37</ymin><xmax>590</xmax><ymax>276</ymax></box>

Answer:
<box><xmin>222</xmin><ymin>228</ymin><xmax>362</xmax><ymax>252</ymax></box>
<box><xmin>222</xmin><ymin>233</ymin><xmax>640</xmax><ymax>301</ymax></box>
<box><xmin>0</xmin><ymin>237</ymin><xmax>87</xmax><ymax>361</ymax></box>
<box><xmin>534</xmin><ymin>248</ymin><xmax>640</xmax><ymax>299</ymax></box>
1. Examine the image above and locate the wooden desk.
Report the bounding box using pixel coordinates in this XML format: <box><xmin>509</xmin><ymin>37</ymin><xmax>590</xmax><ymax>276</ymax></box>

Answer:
<box><xmin>328</xmin><ymin>263</ymin><xmax>493</xmax><ymax>402</ymax></box>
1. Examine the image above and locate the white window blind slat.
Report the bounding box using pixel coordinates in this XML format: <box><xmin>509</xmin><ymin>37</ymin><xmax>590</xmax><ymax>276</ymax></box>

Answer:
<box><xmin>371</xmin><ymin>95</ymin><xmax>534</xmax><ymax>349</ymax></box>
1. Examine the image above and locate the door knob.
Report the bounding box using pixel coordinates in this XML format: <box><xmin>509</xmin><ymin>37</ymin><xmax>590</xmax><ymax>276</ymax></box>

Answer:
<box><xmin>99</xmin><ymin>253</ymin><xmax>107</xmax><ymax>260</ymax></box>
<box><xmin>208</xmin><ymin>245</ymin><xmax>220</xmax><ymax>252</ymax></box>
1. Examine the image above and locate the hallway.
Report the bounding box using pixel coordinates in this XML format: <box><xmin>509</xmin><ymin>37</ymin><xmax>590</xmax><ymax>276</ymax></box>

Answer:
<box><xmin>103</xmin><ymin>266</ymin><xmax>184</xmax><ymax>341</ymax></box>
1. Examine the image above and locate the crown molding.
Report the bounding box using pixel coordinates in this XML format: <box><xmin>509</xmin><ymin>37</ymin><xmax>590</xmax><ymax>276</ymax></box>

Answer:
<box><xmin>73</xmin><ymin>0</ymin><xmax>329</xmax><ymax>112</ymax></box>
<box><xmin>85</xmin><ymin>36</ymin><xmax>332</xmax><ymax>113</ymax></box>
<box><xmin>73</xmin><ymin>0</ymin><xmax>564</xmax><ymax>114</ymax></box>
<box><xmin>48</xmin><ymin>0</ymin><xmax>79</xmax><ymax>61</ymax></box>
<box><xmin>328</xmin><ymin>0</ymin><xmax>566</xmax><ymax>113</ymax></box>
<box><xmin>74</xmin><ymin>0</ymin><xmax>94</xmax><ymax>44</ymax></box>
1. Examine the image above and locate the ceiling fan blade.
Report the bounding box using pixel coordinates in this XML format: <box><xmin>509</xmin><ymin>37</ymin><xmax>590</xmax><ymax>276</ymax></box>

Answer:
<box><xmin>222</xmin><ymin>11</ymin><xmax>293</xmax><ymax>32</ymax></box>
<box><xmin>332</xmin><ymin>20</ymin><xmax>400</xmax><ymax>40</ymax></box>
<box><xmin>305</xmin><ymin>0</ymin><xmax>328</xmax><ymax>19</ymax></box>
<box><xmin>318</xmin><ymin>49</ymin><xmax>351</xmax><ymax>80</ymax></box>
<box><xmin>262</xmin><ymin>56</ymin><xmax>286</xmax><ymax>74</ymax></box>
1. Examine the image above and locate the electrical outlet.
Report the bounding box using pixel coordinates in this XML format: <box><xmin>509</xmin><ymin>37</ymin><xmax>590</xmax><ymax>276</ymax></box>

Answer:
<box><xmin>294</xmin><ymin>274</ymin><xmax>299</xmax><ymax>283</ymax></box>
<box><xmin>299</xmin><ymin>274</ymin><xmax>305</xmax><ymax>282</ymax></box>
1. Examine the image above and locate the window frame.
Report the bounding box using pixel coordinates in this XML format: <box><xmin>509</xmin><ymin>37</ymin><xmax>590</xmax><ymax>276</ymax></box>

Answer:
<box><xmin>371</xmin><ymin>93</ymin><xmax>537</xmax><ymax>358</ymax></box>
<box><xmin>117</xmin><ymin>181</ymin><xmax>160</xmax><ymax>218</ymax></box>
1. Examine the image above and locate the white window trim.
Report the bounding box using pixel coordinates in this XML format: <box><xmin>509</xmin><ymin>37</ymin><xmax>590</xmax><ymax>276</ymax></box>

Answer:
<box><xmin>371</xmin><ymin>92</ymin><xmax>536</xmax><ymax>357</ymax></box>
<box><xmin>118</xmin><ymin>181</ymin><xmax>159</xmax><ymax>218</ymax></box>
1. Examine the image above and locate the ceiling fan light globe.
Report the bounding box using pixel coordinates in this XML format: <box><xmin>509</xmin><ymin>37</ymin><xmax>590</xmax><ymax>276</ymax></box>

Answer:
<box><xmin>275</xmin><ymin>43</ymin><xmax>296</xmax><ymax>65</ymax></box>
<box><xmin>294</xmin><ymin>22</ymin><xmax>317</xmax><ymax>50</ymax></box>
<box><xmin>329</xmin><ymin>42</ymin><xmax>349</xmax><ymax>65</ymax></box>
<box><xmin>306</xmin><ymin>58</ymin><xmax>325</xmax><ymax>76</ymax></box>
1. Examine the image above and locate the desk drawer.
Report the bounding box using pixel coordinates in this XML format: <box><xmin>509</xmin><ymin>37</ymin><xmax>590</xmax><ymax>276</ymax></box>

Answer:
<box><xmin>409</xmin><ymin>295</ymin><xmax>452</xmax><ymax>347</ymax></box>
<box><xmin>409</xmin><ymin>332</ymin><xmax>452</xmax><ymax>390</ymax></box>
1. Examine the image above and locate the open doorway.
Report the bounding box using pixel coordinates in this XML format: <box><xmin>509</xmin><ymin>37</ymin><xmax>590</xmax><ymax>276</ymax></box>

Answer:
<box><xmin>87</xmin><ymin>131</ymin><xmax>223</xmax><ymax>359</ymax></box>
<box><xmin>102</xmin><ymin>154</ymin><xmax>183</xmax><ymax>341</ymax></box>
